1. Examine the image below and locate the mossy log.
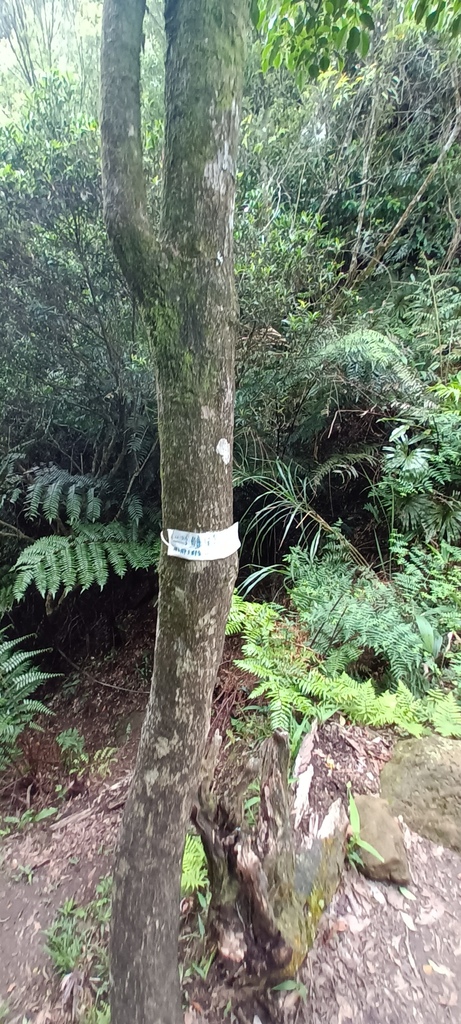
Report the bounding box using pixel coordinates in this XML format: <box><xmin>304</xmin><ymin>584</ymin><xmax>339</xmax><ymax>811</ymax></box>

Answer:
<box><xmin>193</xmin><ymin>727</ymin><xmax>348</xmax><ymax>985</ymax></box>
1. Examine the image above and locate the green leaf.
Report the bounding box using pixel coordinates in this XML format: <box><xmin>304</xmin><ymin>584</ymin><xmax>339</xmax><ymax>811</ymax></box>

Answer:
<box><xmin>346</xmin><ymin>26</ymin><xmax>361</xmax><ymax>52</ymax></box>
<box><xmin>308</xmin><ymin>62</ymin><xmax>320</xmax><ymax>79</ymax></box>
<box><xmin>415</xmin><ymin>0</ymin><xmax>429</xmax><ymax>22</ymax></box>
<box><xmin>273</xmin><ymin>980</ymin><xmax>299</xmax><ymax>991</ymax></box>
<box><xmin>333</xmin><ymin>23</ymin><xmax>349</xmax><ymax>48</ymax></box>
<box><xmin>359</xmin><ymin>30</ymin><xmax>370</xmax><ymax>57</ymax></box>
<box><xmin>34</xmin><ymin>806</ymin><xmax>58</xmax><ymax>821</ymax></box>
<box><xmin>399</xmin><ymin>886</ymin><xmax>417</xmax><ymax>900</ymax></box>
<box><xmin>426</xmin><ymin>8</ymin><xmax>441</xmax><ymax>29</ymax></box>
<box><xmin>359</xmin><ymin>11</ymin><xmax>375</xmax><ymax>29</ymax></box>
<box><xmin>347</xmin><ymin>785</ymin><xmax>361</xmax><ymax>835</ymax></box>
<box><xmin>319</xmin><ymin>53</ymin><xmax>330</xmax><ymax>72</ymax></box>
<box><xmin>415</xmin><ymin>614</ymin><xmax>440</xmax><ymax>657</ymax></box>
<box><xmin>250</xmin><ymin>0</ymin><xmax>260</xmax><ymax>29</ymax></box>
<box><xmin>356</xmin><ymin>838</ymin><xmax>385</xmax><ymax>862</ymax></box>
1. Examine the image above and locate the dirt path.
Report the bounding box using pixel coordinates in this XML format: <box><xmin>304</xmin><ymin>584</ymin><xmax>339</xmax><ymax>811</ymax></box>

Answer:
<box><xmin>0</xmin><ymin>773</ymin><xmax>127</xmax><ymax>1022</ymax></box>
<box><xmin>301</xmin><ymin>826</ymin><xmax>461</xmax><ymax>1024</ymax></box>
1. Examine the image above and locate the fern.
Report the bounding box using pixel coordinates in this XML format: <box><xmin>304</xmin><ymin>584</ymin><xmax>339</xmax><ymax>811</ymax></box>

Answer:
<box><xmin>12</xmin><ymin>524</ymin><xmax>160</xmax><ymax>602</ymax></box>
<box><xmin>228</xmin><ymin>593</ymin><xmax>461</xmax><ymax>739</ymax></box>
<box><xmin>368</xmin><ymin>400</ymin><xmax>461</xmax><ymax>544</ymax></box>
<box><xmin>181</xmin><ymin>834</ymin><xmax>208</xmax><ymax>895</ymax></box>
<box><xmin>22</xmin><ymin>467</ymin><xmax>108</xmax><ymax>525</ymax></box>
<box><xmin>423</xmin><ymin>689</ymin><xmax>461</xmax><ymax>738</ymax></box>
<box><xmin>305</xmin><ymin>674</ymin><xmax>425</xmax><ymax>737</ymax></box>
<box><xmin>287</xmin><ymin>544</ymin><xmax>440</xmax><ymax>691</ymax></box>
<box><xmin>226</xmin><ymin>592</ymin><xmax>281</xmax><ymax>638</ymax></box>
<box><xmin>0</xmin><ymin>632</ymin><xmax>53</xmax><ymax>770</ymax></box>
<box><xmin>432</xmin><ymin>372</ymin><xmax>461</xmax><ymax>411</ymax></box>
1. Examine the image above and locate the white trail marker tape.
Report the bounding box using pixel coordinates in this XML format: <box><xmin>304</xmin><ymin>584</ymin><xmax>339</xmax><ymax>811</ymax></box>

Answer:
<box><xmin>161</xmin><ymin>522</ymin><xmax>240</xmax><ymax>561</ymax></box>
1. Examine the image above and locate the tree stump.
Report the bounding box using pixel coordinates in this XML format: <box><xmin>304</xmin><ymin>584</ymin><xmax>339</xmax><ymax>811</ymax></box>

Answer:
<box><xmin>193</xmin><ymin>725</ymin><xmax>348</xmax><ymax>988</ymax></box>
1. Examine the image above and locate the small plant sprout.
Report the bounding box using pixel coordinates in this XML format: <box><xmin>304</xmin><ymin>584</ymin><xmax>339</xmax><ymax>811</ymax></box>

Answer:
<box><xmin>346</xmin><ymin>783</ymin><xmax>385</xmax><ymax>868</ymax></box>
<box><xmin>272</xmin><ymin>978</ymin><xmax>308</xmax><ymax>1002</ymax></box>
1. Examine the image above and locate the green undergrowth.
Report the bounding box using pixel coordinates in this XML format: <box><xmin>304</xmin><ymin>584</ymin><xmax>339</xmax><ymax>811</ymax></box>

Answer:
<box><xmin>44</xmin><ymin>875</ymin><xmax>112</xmax><ymax>1023</ymax></box>
<box><xmin>227</xmin><ymin>540</ymin><xmax>461</xmax><ymax>740</ymax></box>
<box><xmin>45</xmin><ymin>841</ymin><xmax>212</xmax><ymax>1023</ymax></box>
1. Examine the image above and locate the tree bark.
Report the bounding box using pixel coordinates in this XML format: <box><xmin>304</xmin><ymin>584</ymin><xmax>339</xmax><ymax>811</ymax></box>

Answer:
<box><xmin>194</xmin><ymin>727</ymin><xmax>348</xmax><ymax>1001</ymax></box>
<box><xmin>100</xmin><ymin>2</ymin><xmax>248</xmax><ymax>1023</ymax></box>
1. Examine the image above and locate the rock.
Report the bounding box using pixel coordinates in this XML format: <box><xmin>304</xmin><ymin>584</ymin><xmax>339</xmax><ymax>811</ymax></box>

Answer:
<box><xmin>353</xmin><ymin>794</ymin><xmax>409</xmax><ymax>885</ymax></box>
<box><xmin>380</xmin><ymin>736</ymin><xmax>461</xmax><ymax>853</ymax></box>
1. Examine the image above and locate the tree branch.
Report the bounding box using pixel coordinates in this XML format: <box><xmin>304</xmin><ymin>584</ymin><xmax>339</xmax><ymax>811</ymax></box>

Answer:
<box><xmin>339</xmin><ymin>113</ymin><xmax>461</xmax><ymax>302</ymax></box>
<box><xmin>347</xmin><ymin>84</ymin><xmax>379</xmax><ymax>285</ymax></box>
<box><xmin>100</xmin><ymin>0</ymin><xmax>153</xmax><ymax>298</ymax></box>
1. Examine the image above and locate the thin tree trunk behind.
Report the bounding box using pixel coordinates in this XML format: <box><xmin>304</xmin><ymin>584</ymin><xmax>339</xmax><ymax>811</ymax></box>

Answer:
<box><xmin>101</xmin><ymin>2</ymin><xmax>247</xmax><ymax>1023</ymax></box>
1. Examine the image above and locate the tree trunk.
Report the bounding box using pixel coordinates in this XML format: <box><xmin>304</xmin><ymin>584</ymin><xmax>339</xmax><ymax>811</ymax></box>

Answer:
<box><xmin>100</xmin><ymin>2</ymin><xmax>248</xmax><ymax>1022</ymax></box>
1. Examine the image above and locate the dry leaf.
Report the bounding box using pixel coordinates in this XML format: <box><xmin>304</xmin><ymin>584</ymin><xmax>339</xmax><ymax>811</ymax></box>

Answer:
<box><xmin>393</xmin><ymin>969</ymin><xmax>408</xmax><ymax>993</ymax></box>
<box><xmin>387</xmin><ymin>889</ymin><xmax>405</xmax><ymax>911</ymax></box>
<box><xmin>345</xmin><ymin>913</ymin><xmax>371</xmax><ymax>934</ymax></box>
<box><xmin>337</xmin><ymin>999</ymin><xmax>354</xmax><ymax>1021</ymax></box>
<box><xmin>34</xmin><ymin>1011</ymin><xmax>52</xmax><ymax>1024</ymax></box>
<box><xmin>400</xmin><ymin>911</ymin><xmax>416</xmax><ymax>931</ymax></box>
<box><xmin>439</xmin><ymin>990</ymin><xmax>458</xmax><ymax>1007</ymax></box>
<box><xmin>428</xmin><ymin>959</ymin><xmax>452</xmax><ymax>977</ymax></box>
<box><xmin>416</xmin><ymin>906</ymin><xmax>444</xmax><ymax>926</ymax></box>
<box><xmin>368</xmin><ymin>882</ymin><xmax>386</xmax><ymax>905</ymax></box>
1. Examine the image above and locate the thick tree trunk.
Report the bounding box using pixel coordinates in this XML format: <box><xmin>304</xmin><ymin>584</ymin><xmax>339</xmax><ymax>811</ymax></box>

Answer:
<box><xmin>100</xmin><ymin>2</ymin><xmax>248</xmax><ymax>1023</ymax></box>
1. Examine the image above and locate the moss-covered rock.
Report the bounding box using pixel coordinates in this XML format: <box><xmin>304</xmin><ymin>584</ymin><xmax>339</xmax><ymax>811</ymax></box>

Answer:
<box><xmin>380</xmin><ymin>736</ymin><xmax>461</xmax><ymax>852</ymax></box>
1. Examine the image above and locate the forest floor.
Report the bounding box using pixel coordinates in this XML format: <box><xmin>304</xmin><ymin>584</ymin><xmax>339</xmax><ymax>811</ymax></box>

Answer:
<box><xmin>0</xmin><ymin>604</ymin><xmax>460</xmax><ymax>1024</ymax></box>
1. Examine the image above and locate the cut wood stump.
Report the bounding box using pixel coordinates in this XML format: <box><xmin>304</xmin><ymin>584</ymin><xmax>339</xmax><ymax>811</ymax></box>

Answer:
<box><xmin>193</xmin><ymin>724</ymin><xmax>348</xmax><ymax>986</ymax></box>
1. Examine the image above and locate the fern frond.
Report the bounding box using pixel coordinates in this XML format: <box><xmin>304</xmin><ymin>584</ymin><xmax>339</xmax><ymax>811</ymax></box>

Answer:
<box><xmin>181</xmin><ymin>834</ymin><xmax>208</xmax><ymax>895</ymax></box>
<box><xmin>24</xmin><ymin>467</ymin><xmax>105</xmax><ymax>526</ymax></box>
<box><xmin>12</xmin><ymin>526</ymin><xmax>160</xmax><ymax>602</ymax></box>
<box><xmin>0</xmin><ymin>631</ymin><xmax>55</xmax><ymax>770</ymax></box>
<box><xmin>423</xmin><ymin>689</ymin><xmax>461</xmax><ymax>737</ymax></box>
